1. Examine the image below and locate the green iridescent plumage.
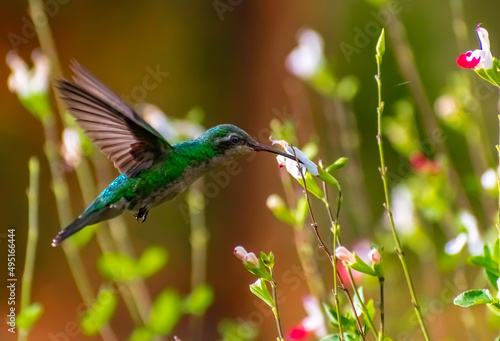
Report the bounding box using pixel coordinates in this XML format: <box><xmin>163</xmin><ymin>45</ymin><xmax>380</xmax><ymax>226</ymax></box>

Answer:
<box><xmin>52</xmin><ymin>63</ymin><xmax>295</xmax><ymax>246</ymax></box>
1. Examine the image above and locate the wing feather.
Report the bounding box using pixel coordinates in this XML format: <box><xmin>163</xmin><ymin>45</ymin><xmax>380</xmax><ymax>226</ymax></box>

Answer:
<box><xmin>57</xmin><ymin>61</ymin><xmax>171</xmax><ymax>176</ymax></box>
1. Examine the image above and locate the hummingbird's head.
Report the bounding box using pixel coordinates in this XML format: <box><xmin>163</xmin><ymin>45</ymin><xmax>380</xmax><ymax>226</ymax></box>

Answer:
<box><xmin>204</xmin><ymin>124</ymin><xmax>298</xmax><ymax>162</ymax></box>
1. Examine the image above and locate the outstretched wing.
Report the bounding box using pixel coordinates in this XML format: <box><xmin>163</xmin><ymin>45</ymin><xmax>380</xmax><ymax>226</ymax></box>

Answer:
<box><xmin>57</xmin><ymin>61</ymin><xmax>171</xmax><ymax>177</ymax></box>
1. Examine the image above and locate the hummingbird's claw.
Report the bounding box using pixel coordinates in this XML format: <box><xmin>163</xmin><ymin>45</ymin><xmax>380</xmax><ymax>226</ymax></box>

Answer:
<box><xmin>135</xmin><ymin>207</ymin><xmax>149</xmax><ymax>223</ymax></box>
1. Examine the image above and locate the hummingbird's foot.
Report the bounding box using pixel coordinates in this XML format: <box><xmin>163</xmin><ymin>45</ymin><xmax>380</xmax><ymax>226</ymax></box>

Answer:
<box><xmin>135</xmin><ymin>207</ymin><xmax>149</xmax><ymax>223</ymax></box>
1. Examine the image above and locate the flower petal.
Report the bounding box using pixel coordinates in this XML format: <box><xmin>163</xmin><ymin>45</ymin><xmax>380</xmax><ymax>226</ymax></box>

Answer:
<box><xmin>288</xmin><ymin>323</ymin><xmax>310</xmax><ymax>340</ymax></box>
<box><xmin>477</xmin><ymin>25</ymin><xmax>490</xmax><ymax>51</ymax></box>
<box><xmin>457</xmin><ymin>51</ymin><xmax>480</xmax><ymax>69</ymax></box>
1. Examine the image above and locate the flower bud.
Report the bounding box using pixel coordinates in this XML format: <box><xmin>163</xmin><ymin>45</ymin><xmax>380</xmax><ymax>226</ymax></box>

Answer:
<box><xmin>368</xmin><ymin>248</ymin><xmax>381</xmax><ymax>265</ymax></box>
<box><xmin>244</xmin><ymin>252</ymin><xmax>259</xmax><ymax>267</ymax></box>
<box><xmin>335</xmin><ymin>246</ymin><xmax>355</xmax><ymax>265</ymax></box>
<box><xmin>234</xmin><ymin>246</ymin><xmax>248</xmax><ymax>261</ymax></box>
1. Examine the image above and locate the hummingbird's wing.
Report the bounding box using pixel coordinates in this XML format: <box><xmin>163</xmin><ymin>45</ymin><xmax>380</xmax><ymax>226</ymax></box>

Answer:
<box><xmin>58</xmin><ymin>61</ymin><xmax>172</xmax><ymax>177</ymax></box>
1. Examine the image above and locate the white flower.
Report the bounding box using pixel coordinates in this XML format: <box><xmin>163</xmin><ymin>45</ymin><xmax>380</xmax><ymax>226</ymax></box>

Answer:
<box><xmin>481</xmin><ymin>168</ymin><xmax>497</xmax><ymax>190</ymax></box>
<box><xmin>368</xmin><ymin>248</ymin><xmax>381</xmax><ymax>265</ymax></box>
<box><xmin>142</xmin><ymin>104</ymin><xmax>204</xmax><ymax>143</ymax></box>
<box><xmin>6</xmin><ymin>49</ymin><xmax>49</xmax><ymax>98</ymax></box>
<box><xmin>459</xmin><ymin>211</ymin><xmax>483</xmax><ymax>256</ymax></box>
<box><xmin>457</xmin><ymin>25</ymin><xmax>493</xmax><ymax>70</ymax></box>
<box><xmin>444</xmin><ymin>233</ymin><xmax>467</xmax><ymax>255</ymax></box>
<box><xmin>301</xmin><ymin>296</ymin><xmax>326</xmax><ymax>337</ymax></box>
<box><xmin>285</xmin><ymin>28</ymin><xmax>324</xmax><ymax>79</ymax></box>
<box><xmin>434</xmin><ymin>95</ymin><xmax>458</xmax><ymax>119</ymax></box>
<box><xmin>271</xmin><ymin>138</ymin><xmax>318</xmax><ymax>179</ymax></box>
<box><xmin>445</xmin><ymin>212</ymin><xmax>483</xmax><ymax>256</ymax></box>
<box><xmin>61</xmin><ymin>128</ymin><xmax>82</xmax><ymax>168</ymax></box>
<box><xmin>288</xmin><ymin>296</ymin><xmax>326</xmax><ymax>339</ymax></box>
<box><xmin>391</xmin><ymin>185</ymin><xmax>416</xmax><ymax>236</ymax></box>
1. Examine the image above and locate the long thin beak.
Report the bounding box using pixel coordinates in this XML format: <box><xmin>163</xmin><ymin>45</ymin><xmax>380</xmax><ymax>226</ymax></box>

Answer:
<box><xmin>252</xmin><ymin>142</ymin><xmax>301</xmax><ymax>162</ymax></box>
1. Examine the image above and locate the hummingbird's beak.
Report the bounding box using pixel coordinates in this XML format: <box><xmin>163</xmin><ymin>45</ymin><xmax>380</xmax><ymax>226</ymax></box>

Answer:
<box><xmin>251</xmin><ymin>142</ymin><xmax>302</xmax><ymax>162</ymax></box>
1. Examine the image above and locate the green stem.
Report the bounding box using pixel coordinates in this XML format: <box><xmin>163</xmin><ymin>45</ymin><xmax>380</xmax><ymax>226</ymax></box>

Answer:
<box><xmin>188</xmin><ymin>178</ymin><xmax>209</xmax><ymax>340</ymax></box>
<box><xmin>279</xmin><ymin>170</ymin><xmax>327</xmax><ymax>303</ymax></box>
<box><xmin>346</xmin><ymin>268</ymin><xmax>378</xmax><ymax>339</ymax></box>
<box><xmin>28</xmin><ymin>0</ymin><xmax>118</xmax><ymax>341</ymax></box>
<box><xmin>270</xmin><ymin>269</ymin><xmax>284</xmax><ymax>341</ymax></box>
<box><xmin>378</xmin><ymin>276</ymin><xmax>385</xmax><ymax>341</ymax></box>
<box><xmin>19</xmin><ymin>157</ymin><xmax>40</xmax><ymax>341</ymax></box>
<box><xmin>93</xmin><ymin>154</ymin><xmax>153</xmax><ymax>322</ymax></box>
<box><xmin>322</xmin><ymin>182</ymin><xmax>344</xmax><ymax>339</ymax></box>
<box><xmin>42</xmin><ymin>121</ymin><xmax>118</xmax><ymax>341</ymax></box>
<box><xmin>291</xmin><ymin>149</ymin><xmax>365</xmax><ymax>340</ymax></box>
<box><xmin>375</xmin><ymin>43</ymin><xmax>431</xmax><ymax>341</ymax></box>
<box><xmin>75</xmin><ymin>158</ymin><xmax>148</xmax><ymax>325</ymax></box>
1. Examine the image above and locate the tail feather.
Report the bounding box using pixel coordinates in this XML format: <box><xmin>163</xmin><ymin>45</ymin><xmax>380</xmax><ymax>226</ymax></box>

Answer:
<box><xmin>52</xmin><ymin>209</ymin><xmax>107</xmax><ymax>247</ymax></box>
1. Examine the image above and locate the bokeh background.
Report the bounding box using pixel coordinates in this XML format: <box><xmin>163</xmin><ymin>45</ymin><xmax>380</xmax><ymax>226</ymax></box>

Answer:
<box><xmin>2</xmin><ymin>0</ymin><xmax>500</xmax><ymax>340</ymax></box>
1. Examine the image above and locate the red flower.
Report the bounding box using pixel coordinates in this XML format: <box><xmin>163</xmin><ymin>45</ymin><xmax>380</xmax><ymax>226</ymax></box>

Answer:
<box><xmin>410</xmin><ymin>153</ymin><xmax>440</xmax><ymax>175</ymax></box>
<box><xmin>457</xmin><ymin>25</ymin><xmax>493</xmax><ymax>70</ymax></box>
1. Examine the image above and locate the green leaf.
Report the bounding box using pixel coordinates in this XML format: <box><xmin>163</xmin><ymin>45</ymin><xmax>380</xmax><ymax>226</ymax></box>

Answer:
<box><xmin>184</xmin><ymin>284</ymin><xmax>214</xmax><ymax>315</ymax></box>
<box><xmin>71</xmin><ymin>223</ymin><xmax>97</xmax><ymax>249</ymax></box>
<box><xmin>364</xmin><ymin>299</ymin><xmax>376</xmax><ymax>330</ymax></box>
<box><xmin>243</xmin><ymin>259</ymin><xmax>273</xmax><ymax>282</ymax></box>
<box><xmin>80</xmin><ymin>287</ymin><xmax>117</xmax><ymax>336</ymax></box>
<box><xmin>19</xmin><ymin>92</ymin><xmax>52</xmax><ymax>123</ymax></box>
<box><xmin>128</xmin><ymin>326</ymin><xmax>155</xmax><ymax>341</ymax></box>
<box><xmin>468</xmin><ymin>245</ymin><xmax>500</xmax><ymax>277</ymax></box>
<box><xmin>454</xmin><ymin>289</ymin><xmax>493</xmax><ymax>307</ymax></box>
<box><xmin>17</xmin><ymin>303</ymin><xmax>43</xmax><ymax>330</ymax></box>
<box><xmin>260</xmin><ymin>251</ymin><xmax>275</xmax><ymax>269</ymax></box>
<box><xmin>217</xmin><ymin>319</ymin><xmax>258</xmax><ymax>341</ymax></box>
<box><xmin>136</xmin><ymin>245</ymin><xmax>168</xmax><ymax>278</ymax></box>
<box><xmin>323</xmin><ymin>303</ymin><xmax>358</xmax><ymax>333</ymax></box>
<box><xmin>326</xmin><ymin>157</ymin><xmax>349</xmax><ymax>173</ymax></box>
<box><xmin>150</xmin><ymin>289</ymin><xmax>183</xmax><ymax>335</ymax></box>
<box><xmin>318</xmin><ymin>168</ymin><xmax>341</xmax><ymax>191</ymax></box>
<box><xmin>98</xmin><ymin>252</ymin><xmax>137</xmax><ymax>282</ymax></box>
<box><xmin>297</xmin><ymin>171</ymin><xmax>325</xmax><ymax>199</ymax></box>
<box><xmin>475</xmin><ymin>58</ymin><xmax>500</xmax><ymax>87</ymax></box>
<box><xmin>266</xmin><ymin>194</ymin><xmax>296</xmax><ymax>226</ymax></box>
<box><xmin>376</xmin><ymin>29</ymin><xmax>385</xmax><ymax>59</ymax></box>
<box><xmin>350</xmin><ymin>253</ymin><xmax>377</xmax><ymax>277</ymax></box>
<box><xmin>249</xmin><ymin>279</ymin><xmax>274</xmax><ymax>308</ymax></box>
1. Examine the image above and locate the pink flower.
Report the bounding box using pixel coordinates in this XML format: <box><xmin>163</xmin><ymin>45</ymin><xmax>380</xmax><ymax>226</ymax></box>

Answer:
<box><xmin>335</xmin><ymin>246</ymin><xmax>355</xmax><ymax>265</ymax></box>
<box><xmin>234</xmin><ymin>246</ymin><xmax>247</xmax><ymax>261</ymax></box>
<box><xmin>287</xmin><ymin>296</ymin><xmax>326</xmax><ymax>339</ymax></box>
<box><xmin>337</xmin><ymin>240</ymin><xmax>372</xmax><ymax>284</ymax></box>
<box><xmin>368</xmin><ymin>248</ymin><xmax>381</xmax><ymax>265</ymax></box>
<box><xmin>233</xmin><ymin>246</ymin><xmax>259</xmax><ymax>267</ymax></box>
<box><xmin>457</xmin><ymin>25</ymin><xmax>493</xmax><ymax>70</ymax></box>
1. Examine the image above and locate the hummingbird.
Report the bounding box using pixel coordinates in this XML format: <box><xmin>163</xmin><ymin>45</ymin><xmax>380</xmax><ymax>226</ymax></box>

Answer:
<box><xmin>51</xmin><ymin>62</ymin><xmax>298</xmax><ymax>247</ymax></box>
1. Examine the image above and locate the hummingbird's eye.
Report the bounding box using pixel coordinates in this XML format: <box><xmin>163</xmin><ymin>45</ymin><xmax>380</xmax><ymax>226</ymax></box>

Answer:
<box><xmin>229</xmin><ymin>135</ymin><xmax>241</xmax><ymax>144</ymax></box>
